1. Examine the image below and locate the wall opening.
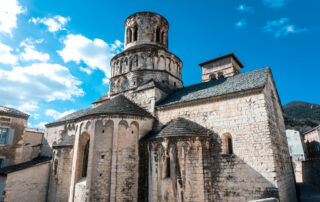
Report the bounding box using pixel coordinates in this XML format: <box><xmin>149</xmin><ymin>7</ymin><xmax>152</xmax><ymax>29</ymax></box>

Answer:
<box><xmin>128</xmin><ymin>29</ymin><xmax>132</xmax><ymax>43</ymax></box>
<box><xmin>222</xmin><ymin>133</ymin><xmax>233</xmax><ymax>155</ymax></box>
<box><xmin>161</xmin><ymin>31</ymin><xmax>165</xmax><ymax>44</ymax></box>
<box><xmin>156</xmin><ymin>28</ymin><xmax>160</xmax><ymax>42</ymax></box>
<box><xmin>218</xmin><ymin>72</ymin><xmax>224</xmax><ymax>79</ymax></box>
<box><xmin>82</xmin><ymin>140</ymin><xmax>90</xmax><ymax>178</ymax></box>
<box><xmin>133</xmin><ymin>27</ymin><xmax>138</xmax><ymax>41</ymax></box>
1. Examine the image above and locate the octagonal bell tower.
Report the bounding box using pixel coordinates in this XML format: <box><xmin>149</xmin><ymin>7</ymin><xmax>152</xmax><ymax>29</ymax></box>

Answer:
<box><xmin>124</xmin><ymin>12</ymin><xmax>169</xmax><ymax>50</ymax></box>
<box><xmin>109</xmin><ymin>12</ymin><xmax>183</xmax><ymax>95</ymax></box>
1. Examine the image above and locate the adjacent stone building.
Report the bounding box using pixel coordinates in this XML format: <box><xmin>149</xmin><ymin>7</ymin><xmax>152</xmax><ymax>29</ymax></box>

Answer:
<box><xmin>0</xmin><ymin>106</ymin><xmax>49</xmax><ymax>202</ymax></box>
<box><xmin>303</xmin><ymin>125</ymin><xmax>320</xmax><ymax>159</ymax></box>
<box><xmin>44</xmin><ymin>12</ymin><xmax>297</xmax><ymax>202</ymax></box>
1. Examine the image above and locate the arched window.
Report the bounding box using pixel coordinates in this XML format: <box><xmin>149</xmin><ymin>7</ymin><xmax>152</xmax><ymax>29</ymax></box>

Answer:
<box><xmin>162</xmin><ymin>152</ymin><xmax>170</xmax><ymax>179</ymax></box>
<box><xmin>218</xmin><ymin>72</ymin><xmax>224</xmax><ymax>79</ymax></box>
<box><xmin>209</xmin><ymin>74</ymin><xmax>216</xmax><ymax>81</ymax></box>
<box><xmin>165</xmin><ymin>156</ymin><xmax>170</xmax><ymax>178</ymax></box>
<box><xmin>222</xmin><ymin>133</ymin><xmax>233</xmax><ymax>155</ymax></box>
<box><xmin>156</xmin><ymin>28</ymin><xmax>160</xmax><ymax>42</ymax></box>
<box><xmin>128</xmin><ymin>29</ymin><xmax>132</xmax><ymax>43</ymax></box>
<box><xmin>133</xmin><ymin>27</ymin><xmax>138</xmax><ymax>41</ymax></box>
<box><xmin>82</xmin><ymin>140</ymin><xmax>90</xmax><ymax>177</ymax></box>
<box><xmin>161</xmin><ymin>31</ymin><xmax>165</xmax><ymax>44</ymax></box>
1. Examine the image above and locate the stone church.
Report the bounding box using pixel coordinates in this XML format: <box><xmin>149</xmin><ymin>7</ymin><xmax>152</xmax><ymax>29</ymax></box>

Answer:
<box><xmin>43</xmin><ymin>12</ymin><xmax>297</xmax><ymax>202</ymax></box>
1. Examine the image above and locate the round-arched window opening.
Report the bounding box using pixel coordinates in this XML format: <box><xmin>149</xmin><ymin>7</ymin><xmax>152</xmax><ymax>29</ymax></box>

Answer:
<box><xmin>121</xmin><ymin>79</ymin><xmax>129</xmax><ymax>91</ymax></box>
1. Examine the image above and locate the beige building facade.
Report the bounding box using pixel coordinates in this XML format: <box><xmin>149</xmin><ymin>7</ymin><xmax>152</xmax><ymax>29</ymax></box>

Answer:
<box><xmin>43</xmin><ymin>12</ymin><xmax>297</xmax><ymax>202</ymax></box>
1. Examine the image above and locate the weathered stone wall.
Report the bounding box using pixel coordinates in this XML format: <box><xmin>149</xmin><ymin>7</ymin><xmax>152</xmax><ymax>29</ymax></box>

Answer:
<box><xmin>51</xmin><ymin>115</ymin><xmax>154</xmax><ymax>202</ymax></box>
<box><xmin>15</xmin><ymin>129</ymin><xmax>43</xmax><ymax>164</ymax></box>
<box><xmin>48</xmin><ymin>146</ymin><xmax>74</xmax><ymax>202</ymax></box>
<box><xmin>302</xmin><ymin>159</ymin><xmax>320</xmax><ymax>191</ymax></box>
<box><xmin>263</xmin><ymin>77</ymin><xmax>297</xmax><ymax>202</ymax></box>
<box><xmin>90</xmin><ymin>120</ymin><xmax>113</xmax><ymax>201</ymax></box>
<box><xmin>155</xmin><ymin>82</ymin><xmax>296</xmax><ymax>201</ymax></box>
<box><xmin>42</xmin><ymin>124</ymin><xmax>65</xmax><ymax>157</ymax></box>
<box><xmin>146</xmin><ymin>137</ymin><xmax>218</xmax><ymax>202</ymax></box>
<box><xmin>292</xmin><ymin>161</ymin><xmax>303</xmax><ymax>183</ymax></box>
<box><xmin>0</xmin><ymin>115</ymin><xmax>27</xmax><ymax>166</ymax></box>
<box><xmin>3</xmin><ymin>161</ymin><xmax>50</xmax><ymax>202</ymax></box>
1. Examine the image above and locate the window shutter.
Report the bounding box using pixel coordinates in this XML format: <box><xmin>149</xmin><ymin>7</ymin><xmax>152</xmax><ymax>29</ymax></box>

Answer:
<box><xmin>7</xmin><ymin>128</ymin><xmax>14</xmax><ymax>145</ymax></box>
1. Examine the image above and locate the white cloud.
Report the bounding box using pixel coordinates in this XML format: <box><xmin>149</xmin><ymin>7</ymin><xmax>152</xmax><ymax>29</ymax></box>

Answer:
<box><xmin>235</xmin><ymin>19</ymin><xmax>246</xmax><ymax>28</ymax></box>
<box><xmin>58</xmin><ymin>34</ymin><xmax>122</xmax><ymax>79</ymax></box>
<box><xmin>264</xmin><ymin>18</ymin><xmax>307</xmax><ymax>37</ymax></box>
<box><xmin>19</xmin><ymin>38</ymin><xmax>50</xmax><ymax>62</ymax></box>
<box><xmin>80</xmin><ymin>66</ymin><xmax>92</xmax><ymax>75</ymax></box>
<box><xmin>0</xmin><ymin>42</ymin><xmax>18</xmax><ymax>65</ymax></box>
<box><xmin>46</xmin><ymin>109</ymin><xmax>75</xmax><ymax>119</ymax></box>
<box><xmin>0</xmin><ymin>62</ymin><xmax>84</xmax><ymax>112</ymax></box>
<box><xmin>263</xmin><ymin>0</ymin><xmax>288</xmax><ymax>8</ymax></box>
<box><xmin>236</xmin><ymin>4</ymin><xmax>254</xmax><ymax>12</ymax></box>
<box><xmin>17</xmin><ymin>102</ymin><xmax>38</xmax><ymax>112</ymax></box>
<box><xmin>34</xmin><ymin>122</ymin><xmax>47</xmax><ymax>129</ymax></box>
<box><xmin>0</xmin><ymin>0</ymin><xmax>23</xmax><ymax>35</ymax></box>
<box><xmin>29</xmin><ymin>15</ymin><xmax>70</xmax><ymax>32</ymax></box>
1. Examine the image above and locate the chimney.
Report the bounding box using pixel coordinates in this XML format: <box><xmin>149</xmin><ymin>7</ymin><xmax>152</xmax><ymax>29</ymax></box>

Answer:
<box><xmin>199</xmin><ymin>53</ymin><xmax>244</xmax><ymax>82</ymax></box>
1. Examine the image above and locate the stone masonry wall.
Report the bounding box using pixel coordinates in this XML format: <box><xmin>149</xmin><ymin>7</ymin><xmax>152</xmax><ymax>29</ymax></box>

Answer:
<box><xmin>48</xmin><ymin>146</ymin><xmax>74</xmax><ymax>202</ymax></box>
<box><xmin>155</xmin><ymin>87</ymin><xmax>292</xmax><ymax>201</ymax></box>
<box><xmin>3</xmin><ymin>161</ymin><xmax>50</xmax><ymax>202</ymax></box>
<box><xmin>263</xmin><ymin>77</ymin><xmax>297</xmax><ymax>202</ymax></box>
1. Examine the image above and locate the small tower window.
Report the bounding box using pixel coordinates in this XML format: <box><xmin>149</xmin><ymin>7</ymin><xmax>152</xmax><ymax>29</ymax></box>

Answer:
<box><xmin>218</xmin><ymin>72</ymin><xmax>224</xmax><ymax>79</ymax></box>
<box><xmin>133</xmin><ymin>27</ymin><xmax>138</xmax><ymax>41</ymax></box>
<box><xmin>156</xmin><ymin>28</ymin><xmax>160</xmax><ymax>42</ymax></box>
<box><xmin>161</xmin><ymin>31</ymin><xmax>165</xmax><ymax>44</ymax></box>
<box><xmin>209</xmin><ymin>74</ymin><xmax>216</xmax><ymax>81</ymax></box>
<box><xmin>128</xmin><ymin>29</ymin><xmax>132</xmax><ymax>43</ymax></box>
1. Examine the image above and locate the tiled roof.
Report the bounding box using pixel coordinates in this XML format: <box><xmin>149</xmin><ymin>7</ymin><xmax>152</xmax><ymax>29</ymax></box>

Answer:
<box><xmin>0</xmin><ymin>106</ymin><xmax>29</xmax><ymax>119</ymax></box>
<box><xmin>158</xmin><ymin>67</ymin><xmax>270</xmax><ymax>106</ymax></box>
<box><xmin>0</xmin><ymin>157</ymin><xmax>51</xmax><ymax>176</ymax></box>
<box><xmin>149</xmin><ymin>118</ymin><xmax>214</xmax><ymax>139</ymax></box>
<box><xmin>46</xmin><ymin>95</ymin><xmax>153</xmax><ymax>127</ymax></box>
<box><xmin>53</xmin><ymin>135</ymin><xmax>75</xmax><ymax>148</ymax></box>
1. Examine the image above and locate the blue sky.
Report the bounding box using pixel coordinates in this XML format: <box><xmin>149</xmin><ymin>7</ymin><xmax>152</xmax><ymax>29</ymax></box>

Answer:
<box><xmin>0</xmin><ymin>0</ymin><xmax>319</xmax><ymax>128</ymax></box>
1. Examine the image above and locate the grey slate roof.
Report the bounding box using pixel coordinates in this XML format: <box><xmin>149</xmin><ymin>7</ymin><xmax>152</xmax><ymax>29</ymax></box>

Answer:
<box><xmin>0</xmin><ymin>106</ymin><xmax>29</xmax><ymax>119</ymax></box>
<box><xmin>46</xmin><ymin>95</ymin><xmax>153</xmax><ymax>127</ymax></box>
<box><xmin>158</xmin><ymin>67</ymin><xmax>270</xmax><ymax>106</ymax></box>
<box><xmin>0</xmin><ymin>157</ymin><xmax>51</xmax><ymax>176</ymax></box>
<box><xmin>53</xmin><ymin>135</ymin><xmax>75</xmax><ymax>148</ymax></box>
<box><xmin>150</xmin><ymin>118</ymin><xmax>214</xmax><ymax>139</ymax></box>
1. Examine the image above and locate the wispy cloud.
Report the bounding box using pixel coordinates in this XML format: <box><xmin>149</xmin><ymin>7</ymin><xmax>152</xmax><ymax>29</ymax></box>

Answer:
<box><xmin>58</xmin><ymin>34</ymin><xmax>122</xmax><ymax>81</ymax></box>
<box><xmin>0</xmin><ymin>42</ymin><xmax>18</xmax><ymax>65</ymax></box>
<box><xmin>236</xmin><ymin>4</ymin><xmax>254</xmax><ymax>12</ymax></box>
<box><xmin>29</xmin><ymin>15</ymin><xmax>70</xmax><ymax>32</ymax></box>
<box><xmin>0</xmin><ymin>0</ymin><xmax>24</xmax><ymax>35</ymax></box>
<box><xmin>0</xmin><ymin>63</ymin><xmax>84</xmax><ymax>112</ymax></box>
<box><xmin>45</xmin><ymin>109</ymin><xmax>75</xmax><ymax>120</ymax></box>
<box><xmin>235</xmin><ymin>19</ymin><xmax>246</xmax><ymax>28</ymax></box>
<box><xmin>19</xmin><ymin>38</ymin><xmax>50</xmax><ymax>62</ymax></box>
<box><xmin>264</xmin><ymin>18</ymin><xmax>307</xmax><ymax>37</ymax></box>
<box><xmin>263</xmin><ymin>0</ymin><xmax>288</xmax><ymax>8</ymax></box>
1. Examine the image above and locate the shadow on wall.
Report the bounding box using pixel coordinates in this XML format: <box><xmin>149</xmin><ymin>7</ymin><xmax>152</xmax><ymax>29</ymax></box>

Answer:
<box><xmin>138</xmin><ymin>130</ymin><xmax>285</xmax><ymax>202</ymax></box>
